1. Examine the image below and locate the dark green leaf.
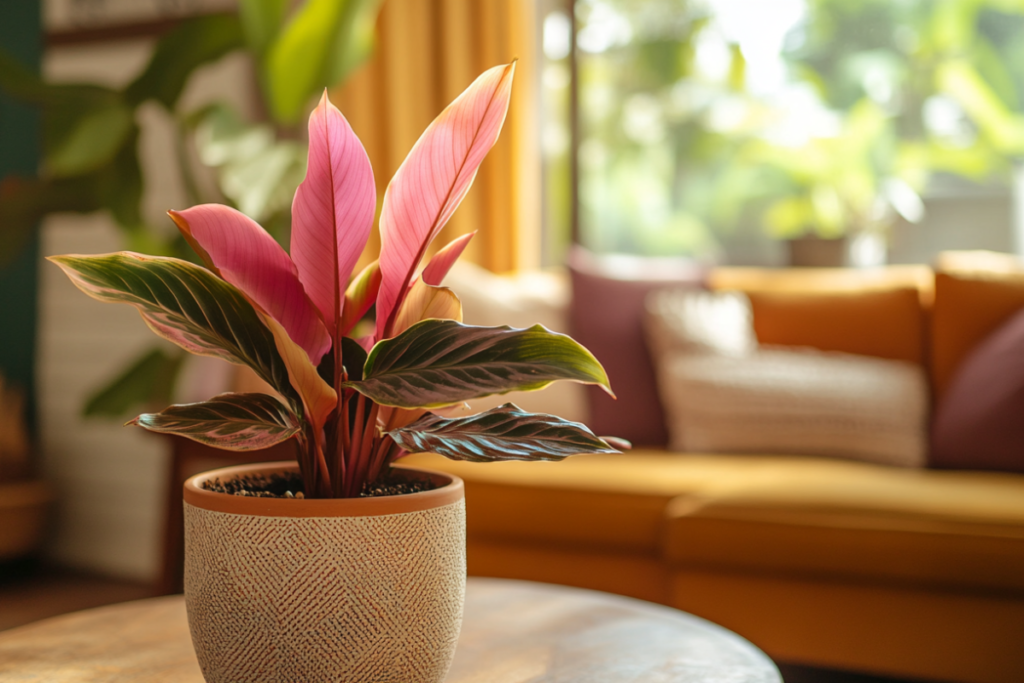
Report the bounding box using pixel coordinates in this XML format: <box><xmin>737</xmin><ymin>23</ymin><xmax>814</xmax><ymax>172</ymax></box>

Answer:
<box><xmin>130</xmin><ymin>392</ymin><xmax>300</xmax><ymax>450</ymax></box>
<box><xmin>48</xmin><ymin>253</ymin><xmax>299</xmax><ymax>409</ymax></box>
<box><xmin>0</xmin><ymin>49</ymin><xmax>133</xmax><ymax>178</ymax></box>
<box><xmin>84</xmin><ymin>347</ymin><xmax>185</xmax><ymax>418</ymax></box>
<box><xmin>0</xmin><ymin>175</ymin><xmax>101</xmax><ymax>267</ymax></box>
<box><xmin>388</xmin><ymin>403</ymin><xmax>620</xmax><ymax>461</ymax></box>
<box><xmin>341</xmin><ymin>336</ymin><xmax>367</xmax><ymax>382</ymax></box>
<box><xmin>124</xmin><ymin>14</ymin><xmax>245</xmax><ymax>109</ymax></box>
<box><xmin>348</xmin><ymin>320</ymin><xmax>613</xmax><ymax>409</ymax></box>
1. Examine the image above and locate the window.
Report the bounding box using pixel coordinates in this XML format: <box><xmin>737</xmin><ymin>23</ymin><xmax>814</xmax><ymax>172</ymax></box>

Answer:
<box><xmin>540</xmin><ymin>0</ymin><xmax>1024</xmax><ymax>265</ymax></box>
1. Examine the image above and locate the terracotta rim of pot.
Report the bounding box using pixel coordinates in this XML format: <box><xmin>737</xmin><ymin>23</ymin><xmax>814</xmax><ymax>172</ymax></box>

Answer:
<box><xmin>184</xmin><ymin>461</ymin><xmax>464</xmax><ymax>518</ymax></box>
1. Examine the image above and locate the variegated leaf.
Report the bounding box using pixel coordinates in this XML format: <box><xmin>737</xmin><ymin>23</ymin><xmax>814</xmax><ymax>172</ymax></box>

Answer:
<box><xmin>388</xmin><ymin>403</ymin><xmax>619</xmax><ymax>461</ymax></box>
<box><xmin>348</xmin><ymin>319</ymin><xmax>614</xmax><ymax>408</ymax></box>
<box><xmin>48</xmin><ymin>252</ymin><xmax>298</xmax><ymax>407</ymax></box>
<box><xmin>129</xmin><ymin>392</ymin><xmax>300</xmax><ymax>450</ymax></box>
<box><xmin>258</xmin><ymin>310</ymin><xmax>337</xmax><ymax>437</ymax></box>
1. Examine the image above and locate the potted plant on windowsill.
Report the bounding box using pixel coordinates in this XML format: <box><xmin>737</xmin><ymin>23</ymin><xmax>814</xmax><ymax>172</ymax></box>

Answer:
<box><xmin>49</xmin><ymin>62</ymin><xmax>620</xmax><ymax>683</ymax></box>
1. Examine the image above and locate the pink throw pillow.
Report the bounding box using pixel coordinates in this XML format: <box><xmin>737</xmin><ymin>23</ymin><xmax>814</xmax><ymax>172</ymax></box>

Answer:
<box><xmin>931</xmin><ymin>306</ymin><xmax>1024</xmax><ymax>472</ymax></box>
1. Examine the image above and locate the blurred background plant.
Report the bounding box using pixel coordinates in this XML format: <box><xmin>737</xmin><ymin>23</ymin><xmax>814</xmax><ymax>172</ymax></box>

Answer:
<box><xmin>0</xmin><ymin>0</ymin><xmax>384</xmax><ymax>419</ymax></box>
<box><xmin>542</xmin><ymin>0</ymin><xmax>1024</xmax><ymax>262</ymax></box>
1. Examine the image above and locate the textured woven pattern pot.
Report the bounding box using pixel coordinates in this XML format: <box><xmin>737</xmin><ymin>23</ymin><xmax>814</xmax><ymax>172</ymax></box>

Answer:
<box><xmin>183</xmin><ymin>462</ymin><xmax>466</xmax><ymax>683</ymax></box>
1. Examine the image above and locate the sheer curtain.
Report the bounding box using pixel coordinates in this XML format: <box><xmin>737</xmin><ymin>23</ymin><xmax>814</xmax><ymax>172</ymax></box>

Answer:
<box><xmin>333</xmin><ymin>0</ymin><xmax>540</xmax><ymax>274</ymax></box>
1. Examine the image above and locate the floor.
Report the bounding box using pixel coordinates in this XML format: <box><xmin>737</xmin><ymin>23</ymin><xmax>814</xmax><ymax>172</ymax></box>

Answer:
<box><xmin>0</xmin><ymin>558</ymin><xmax>154</xmax><ymax>633</ymax></box>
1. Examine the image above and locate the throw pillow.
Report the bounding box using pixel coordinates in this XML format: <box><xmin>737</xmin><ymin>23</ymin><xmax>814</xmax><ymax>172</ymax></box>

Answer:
<box><xmin>931</xmin><ymin>306</ymin><xmax>1024</xmax><ymax>472</ymax></box>
<box><xmin>569</xmin><ymin>247</ymin><xmax>706</xmax><ymax>446</ymax></box>
<box><xmin>646</xmin><ymin>289</ymin><xmax>928</xmax><ymax>467</ymax></box>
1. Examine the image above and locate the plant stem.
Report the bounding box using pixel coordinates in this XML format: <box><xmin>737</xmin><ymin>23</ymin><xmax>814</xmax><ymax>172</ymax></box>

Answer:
<box><xmin>312</xmin><ymin>427</ymin><xmax>334</xmax><ymax>498</ymax></box>
<box><xmin>347</xmin><ymin>394</ymin><xmax>368</xmax><ymax>497</ymax></box>
<box><xmin>352</xmin><ymin>400</ymin><xmax>380</xmax><ymax>496</ymax></box>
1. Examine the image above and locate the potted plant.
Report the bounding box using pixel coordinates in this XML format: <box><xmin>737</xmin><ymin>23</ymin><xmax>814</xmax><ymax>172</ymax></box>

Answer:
<box><xmin>50</xmin><ymin>62</ymin><xmax>620</xmax><ymax>683</ymax></box>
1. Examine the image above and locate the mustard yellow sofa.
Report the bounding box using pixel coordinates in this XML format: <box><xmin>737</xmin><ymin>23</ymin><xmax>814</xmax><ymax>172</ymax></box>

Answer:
<box><xmin>405</xmin><ymin>256</ymin><xmax>1024</xmax><ymax>683</ymax></box>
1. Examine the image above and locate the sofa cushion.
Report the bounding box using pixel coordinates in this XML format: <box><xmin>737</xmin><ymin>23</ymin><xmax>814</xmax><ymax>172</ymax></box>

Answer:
<box><xmin>932</xmin><ymin>307</ymin><xmax>1024</xmax><ymax>472</ymax></box>
<box><xmin>709</xmin><ymin>266</ymin><xmax>931</xmax><ymax>365</ymax></box>
<box><xmin>402</xmin><ymin>451</ymin><xmax>825</xmax><ymax>554</ymax></box>
<box><xmin>664</xmin><ymin>459</ymin><xmax>1024</xmax><ymax>593</ymax></box>
<box><xmin>932</xmin><ymin>269</ymin><xmax>1024</xmax><ymax>401</ymax></box>
<box><xmin>652</xmin><ymin>348</ymin><xmax>928</xmax><ymax>466</ymax></box>
<box><xmin>568</xmin><ymin>248</ymin><xmax>705</xmax><ymax>446</ymax></box>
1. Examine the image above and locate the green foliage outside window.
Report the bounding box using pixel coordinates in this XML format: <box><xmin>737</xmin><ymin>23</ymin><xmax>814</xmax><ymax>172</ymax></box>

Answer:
<box><xmin>555</xmin><ymin>0</ymin><xmax>1024</xmax><ymax>257</ymax></box>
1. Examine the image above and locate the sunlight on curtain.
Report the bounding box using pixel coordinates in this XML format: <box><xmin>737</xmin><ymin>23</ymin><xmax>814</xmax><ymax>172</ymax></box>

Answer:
<box><xmin>332</xmin><ymin>0</ymin><xmax>540</xmax><ymax>274</ymax></box>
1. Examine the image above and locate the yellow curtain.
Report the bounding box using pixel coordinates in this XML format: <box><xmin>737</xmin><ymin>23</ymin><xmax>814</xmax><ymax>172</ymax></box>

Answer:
<box><xmin>332</xmin><ymin>0</ymin><xmax>540</xmax><ymax>274</ymax></box>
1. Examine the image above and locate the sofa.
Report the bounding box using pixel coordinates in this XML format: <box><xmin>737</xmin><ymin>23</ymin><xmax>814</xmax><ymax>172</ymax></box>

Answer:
<box><xmin>403</xmin><ymin>251</ymin><xmax>1024</xmax><ymax>683</ymax></box>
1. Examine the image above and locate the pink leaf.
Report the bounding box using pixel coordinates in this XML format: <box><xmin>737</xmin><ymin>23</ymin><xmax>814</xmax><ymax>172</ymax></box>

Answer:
<box><xmin>169</xmin><ymin>205</ymin><xmax>330</xmax><ymax>365</ymax></box>
<box><xmin>421</xmin><ymin>232</ymin><xmax>475</xmax><ymax>286</ymax></box>
<box><xmin>291</xmin><ymin>91</ymin><xmax>377</xmax><ymax>339</ymax></box>
<box><xmin>376</xmin><ymin>62</ymin><xmax>516</xmax><ymax>340</ymax></box>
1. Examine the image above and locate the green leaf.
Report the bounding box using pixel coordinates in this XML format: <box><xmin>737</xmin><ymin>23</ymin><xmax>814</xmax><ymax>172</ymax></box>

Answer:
<box><xmin>323</xmin><ymin>0</ymin><xmax>384</xmax><ymax>88</ymax></box>
<box><xmin>93</xmin><ymin>126</ymin><xmax>144</xmax><ymax>229</ymax></box>
<box><xmin>46</xmin><ymin>100</ymin><xmax>133</xmax><ymax>178</ymax></box>
<box><xmin>388</xmin><ymin>403</ymin><xmax>620</xmax><ymax>461</ymax></box>
<box><xmin>129</xmin><ymin>392</ymin><xmax>300</xmax><ymax>450</ymax></box>
<box><xmin>264</xmin><ymin>0</ymin><xmax>383</xmax><ymax>123</ymax></box>
<box><xmin>84</xmin><ymin>347</ymin><xmax>185</xmax><ymax>418</ymax></box>
<box><xmin>239</xmin><ymin>0</ymin><xmax>290</xmax><ymax>57</ymax></box>
<box><xmin>348</xmin><ymin>320</ymin><xmax>614</xmax><ymax>409</ymax></box>
<box><xmin>0</xmin><ymin>50</ymin><xmax>134</xmax><ymax>179</ymax></box>
<box><xmin>124</xmin><ymin>14</ymin><xmax>245</xmax><ymax>109</ymax></box>
<box><xmin>47</xmin><ymin>253</ymin><xmax>299</xmax><ymax>409</ymax></box>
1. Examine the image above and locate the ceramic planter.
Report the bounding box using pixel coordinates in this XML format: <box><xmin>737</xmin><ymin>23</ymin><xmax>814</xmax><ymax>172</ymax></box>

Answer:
<box><xmin>183</xmin><ymin>461</ymin><xmax>466</xmax><ymax>683</ymax></box>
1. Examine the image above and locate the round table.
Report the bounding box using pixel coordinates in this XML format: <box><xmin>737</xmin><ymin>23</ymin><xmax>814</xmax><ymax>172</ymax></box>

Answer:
<box><xmin>0</xmin><ymin>578</ymin><xmax>780</xmax><ymax>682</ymax></box>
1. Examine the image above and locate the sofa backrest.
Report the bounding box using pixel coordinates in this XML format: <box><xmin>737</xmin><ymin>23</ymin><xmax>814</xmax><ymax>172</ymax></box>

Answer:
<box><xmin>709</xmin><ymin>266</ymin><xmax>933</xmax><ymax>366</ymax></box>
<box><xmin>931</xmin><ymin>253</ymin><xmax>1024</xmax><ymax>402</ymax></box>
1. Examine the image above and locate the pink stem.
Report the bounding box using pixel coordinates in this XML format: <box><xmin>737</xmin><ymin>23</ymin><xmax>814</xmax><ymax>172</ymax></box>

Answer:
<box><xmin>347</xmin><ymin>394</ymin><xmax>368</xmax><ymax>497</ymax></box>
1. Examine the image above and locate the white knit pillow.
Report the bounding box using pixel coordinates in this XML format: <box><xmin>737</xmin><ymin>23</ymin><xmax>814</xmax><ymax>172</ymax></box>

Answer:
<box><xmin>645</xmin><ymin>289</ymin><xmax>928</xmax><ymax>467</ymax></box>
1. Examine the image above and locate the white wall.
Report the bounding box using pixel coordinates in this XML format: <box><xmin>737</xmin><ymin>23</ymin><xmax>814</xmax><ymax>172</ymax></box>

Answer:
<box><xmin>37</xmin><ymin>38</ymin><xmax>253</xmax><ymax>581</ymax></box>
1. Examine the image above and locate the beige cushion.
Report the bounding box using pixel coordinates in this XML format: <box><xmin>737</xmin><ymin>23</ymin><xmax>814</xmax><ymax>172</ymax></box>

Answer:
<box><xmin>646</xmin><ymin>289</ymin><xmax>928</xmax><ymax>467</ymax></box>
<box><xmin>659</xmin><ymin>349</ymin><xmax>928</xmax><ymax>466</ymax></box>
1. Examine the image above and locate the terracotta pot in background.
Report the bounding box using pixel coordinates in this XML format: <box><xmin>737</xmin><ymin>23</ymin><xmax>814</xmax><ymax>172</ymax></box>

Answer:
<box><xmin>183</xmin><ymin>462</ymin><xmax>466</xmax><ymax>683</ymax></box>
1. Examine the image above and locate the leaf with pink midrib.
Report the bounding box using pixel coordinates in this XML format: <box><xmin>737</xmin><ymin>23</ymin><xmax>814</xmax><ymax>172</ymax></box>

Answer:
<box><xmin>169</xmin><ymin>205</ymin><xmax>330</xmax><ymax>365</ymax></box>
<box><xmin>291</xmin><ymin>91</ymin><xmax>376</xmax><ymax>338</ymax></box>
<box><xmin>376</xmin><ymin>62</ymin><xmax>515</xmax><ymax>341</ymax></box>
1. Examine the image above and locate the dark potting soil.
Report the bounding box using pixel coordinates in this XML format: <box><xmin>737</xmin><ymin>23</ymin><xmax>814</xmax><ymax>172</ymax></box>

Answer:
<box><xmin>201</xmin><ymin>471</ymin><xmax>436</xmax><ymax>499</ymax></box>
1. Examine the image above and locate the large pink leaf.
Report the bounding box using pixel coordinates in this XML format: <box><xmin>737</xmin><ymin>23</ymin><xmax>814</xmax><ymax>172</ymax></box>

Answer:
<box><xmin>376</xmin><ymin>62</ymin><xmax>515</xmax><ymax>341</ymax></box>
<box><xmin>421</xmin><ymin>232</ymin><xmax>475</xmax><ymax>286</ymax></box>
<box><xmin>169</xmin><ymin>205</ymin><xmax>330</xmax><ymax>364</ymax></box>
<box><xmin>291</xmin><ymin>91</ymin><xmax>376</xmax><ymax>339</ymax></box>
